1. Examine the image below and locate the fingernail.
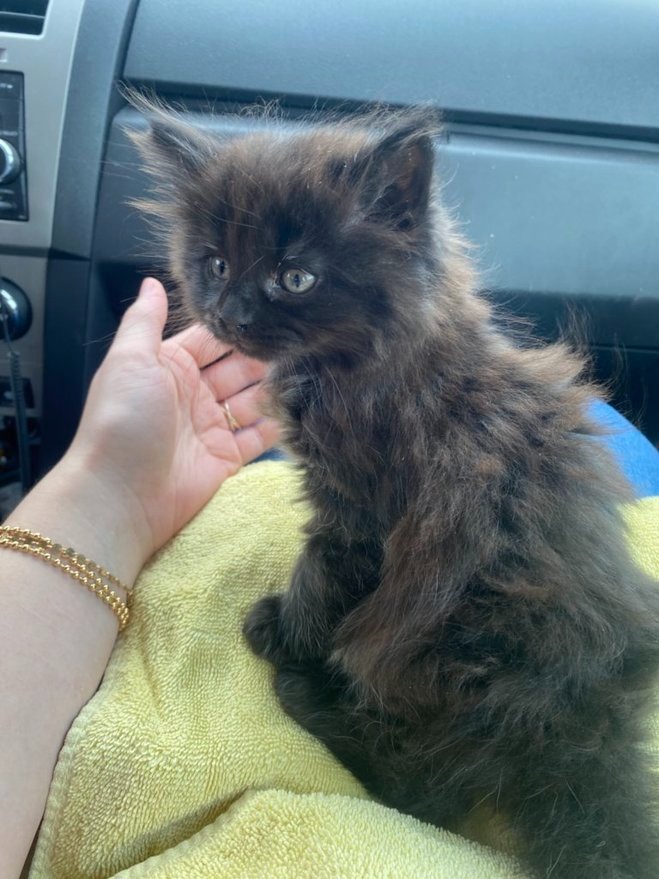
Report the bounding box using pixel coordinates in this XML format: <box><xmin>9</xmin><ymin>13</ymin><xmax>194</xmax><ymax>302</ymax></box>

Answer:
<box><xmin>139</xmin><ymin>277</ymin><xmax>158</xmax><ymax>297</ymax></box>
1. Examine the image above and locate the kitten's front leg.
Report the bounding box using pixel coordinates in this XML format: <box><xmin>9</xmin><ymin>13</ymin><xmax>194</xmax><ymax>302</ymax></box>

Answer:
<box><xmin>242</xmin><ymin>593</ymin><xmax>287</xmax><ymax>663</ymax></box>
<box><xmin>244</xmin><ymin>530</ymin><xmax>381</xmax><ymax>666</ymax></box>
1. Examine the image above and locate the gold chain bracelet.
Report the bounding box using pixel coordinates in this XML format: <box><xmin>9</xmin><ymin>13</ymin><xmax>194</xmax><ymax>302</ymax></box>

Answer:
<box><xmin>0</xmin><ymin>526</ymin><xmax>130</xmax><ymax>630</ymax></box>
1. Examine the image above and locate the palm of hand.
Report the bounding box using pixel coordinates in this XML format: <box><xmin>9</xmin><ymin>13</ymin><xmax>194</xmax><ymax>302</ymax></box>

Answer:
<box><xmin>149</xmin><ymin>341</ymin><xmax>255</xmax><ymax>542</ymax></box>
<box><xmin>75</xmin><ymin>281</ymin><xmax>278</xmax><ymax>556</ymax></box>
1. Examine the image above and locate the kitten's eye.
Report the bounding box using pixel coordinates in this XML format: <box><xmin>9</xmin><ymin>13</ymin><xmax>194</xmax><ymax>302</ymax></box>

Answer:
<box><xmin>208</xmin><ymin>256</ymin><xmax>230</xmax><ymax>281</ymax></box>
<box><xmin>280</xmin><ymin>267</ymin><xmax>316</xmax><ymax>294</ymax></box>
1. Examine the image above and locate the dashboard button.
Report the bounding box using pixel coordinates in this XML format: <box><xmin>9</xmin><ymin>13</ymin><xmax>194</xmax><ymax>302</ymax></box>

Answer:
<box><xmin>0</xmin><ymin>139</ymin><xmax>21</xmax><ymax>184</ymax></box>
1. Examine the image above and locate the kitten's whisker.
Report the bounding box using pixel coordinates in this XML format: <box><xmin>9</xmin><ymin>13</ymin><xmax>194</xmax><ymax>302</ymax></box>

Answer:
<box><xmin>236</xmin><ymin>255</ymin><xmax>265</xmax><ymax>284</ymax></box>
<box><xmin>496</xmin><ymin>769</ymin><xmax>504</xmax><ymax>810</ymax></box>
<box><xmin>212</xmin><ymin>194</ymin><xmax>262</xmax><ymax>221</ymax></box>
<box><xmin>190</xmin><ymin>199</ymin><xmax>260</xmax><ymax>231</ymax></box>
<box><xmin>546</xmin><ymin>845</ymin><xmax>567</xmax><ymax>878</ymax></box>
<box><xmin>235</xmin><ymin>165</ymin><xmax>267</xmax><ymax>199</ymax></box>
<box><xmin>83</xmin><ymin>332</ymin><xmax>117</xmax><ymax>348</ymax></box>
<box><xmin>213</xmin><ymin>217</ymin><xmax>260</xmax><ymax>232</ymax></box>
<box><xmin>566</xmin><ymin>782</ymin><xmax>585</xmax><ymax>814</ymax></box>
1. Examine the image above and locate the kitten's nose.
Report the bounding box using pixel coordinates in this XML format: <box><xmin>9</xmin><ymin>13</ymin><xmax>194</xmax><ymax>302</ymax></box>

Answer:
<box><xmin>218</xmin><ymin>291</ymin><xmax>253</xmax><ymax>333</ymax></box>
<box><xmin>217</xmin><ymin>315</ymin><xmax>249</xmax><ymax>336</ymax></box>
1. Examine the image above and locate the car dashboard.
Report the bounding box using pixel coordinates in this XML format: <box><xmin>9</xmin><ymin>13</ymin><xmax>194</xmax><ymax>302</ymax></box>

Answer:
<box><xmin>0</xmin><ymin>0</ymin><xmax>657</xmax><ymax>481</ymax></box>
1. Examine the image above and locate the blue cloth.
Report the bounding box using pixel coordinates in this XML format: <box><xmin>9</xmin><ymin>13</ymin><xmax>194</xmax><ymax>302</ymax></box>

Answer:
<box><xmin>589</xmin><ymin>400</ymin><xmax>659</xmax><ymax>499</ymax></box>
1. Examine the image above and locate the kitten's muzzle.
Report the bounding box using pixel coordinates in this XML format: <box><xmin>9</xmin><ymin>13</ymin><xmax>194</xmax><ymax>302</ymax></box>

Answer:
<box><xmin>208</xmin><ymin>313</ymin><xmax>303</xmax><ymax>360</ymax></box>
<box><xmin>214</xmin><ymin>315</ymin><xmax>248</xmax><ymax>339</ymax></box>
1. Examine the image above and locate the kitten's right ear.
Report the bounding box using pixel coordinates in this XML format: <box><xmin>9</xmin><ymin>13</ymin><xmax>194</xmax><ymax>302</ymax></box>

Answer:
<box><xmin>144</xmin><ymin>120</ymin><xmax>208</xmax><ymax>174</ymax></box>
<box><xmin>123</xmin><ymin>88</ymin><xmax>211</xmax><ymax>177</ymax></box>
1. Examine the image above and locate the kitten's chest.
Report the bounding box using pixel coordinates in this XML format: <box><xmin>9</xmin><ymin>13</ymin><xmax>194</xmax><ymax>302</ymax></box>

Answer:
<box><xmin>273</xmin><ymin>366</ymin><xmax>393</xmax><ymax>504</ymax></box>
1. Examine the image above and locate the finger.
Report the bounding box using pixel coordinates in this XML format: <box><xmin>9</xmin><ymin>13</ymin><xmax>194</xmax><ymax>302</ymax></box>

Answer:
<box><xmin>233</xmin><ymin>418</ymin><xmax>281</xmax><ymax>464</ymax></box>
<box><xmin>113</xmin><ymin>278</ymin><xmax>168</xmax><ymax>354</ymax></box>
<box><xmin>214</xmin><ymin>383</ymin><xmax>268</xmax><ymax>430</ymax></box>
<box><xmin>165</xmin><ymin>323</ymin><xmax>233</xmax><ymax>369</ymax></box>
<box><xmin>202</xmin><ymin>351</ymin><xmax>270</xmax><ymax>400</ymax></box>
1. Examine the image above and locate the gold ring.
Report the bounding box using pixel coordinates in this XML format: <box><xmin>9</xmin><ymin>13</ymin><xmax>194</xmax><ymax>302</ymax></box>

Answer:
<box><xmin>221</xmin><ymin>400</ymin><xmax>241</xmax><ymax>433</ymax></box>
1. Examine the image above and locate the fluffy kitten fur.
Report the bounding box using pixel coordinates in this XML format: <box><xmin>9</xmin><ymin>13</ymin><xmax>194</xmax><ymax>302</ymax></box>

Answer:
<box><xmin>131</xmin><ymin>99</ymin><xmax>659</xmax><ymax>878</ymax></box>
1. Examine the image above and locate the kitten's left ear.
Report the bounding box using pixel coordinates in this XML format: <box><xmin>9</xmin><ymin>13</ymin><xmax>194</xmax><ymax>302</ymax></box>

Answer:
<box><xmin>355</xmin><ymin>110</ymin><xmax>438</xmax><ymax>229</ymax></box>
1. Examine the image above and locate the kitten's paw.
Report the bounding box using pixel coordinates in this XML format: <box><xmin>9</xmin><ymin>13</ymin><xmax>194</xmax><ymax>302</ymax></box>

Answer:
<box><xmin>275</xmin><ymin>664</ymin><xmax>333</xmax><ymax>729</ymax></box>
<box><xmin>275</xmin><ymin>665</ymin><xmax>356</xmax><ymax>762</ymax></box>
<box><xmin>275</xmin><ymin>665</ymin><xmax>317</xmax><ymax>716</ymax></box>
<box><xmin>243</xmin><ymin>594</ymin><xmax>286</xmax><ymax>663</ymax></box>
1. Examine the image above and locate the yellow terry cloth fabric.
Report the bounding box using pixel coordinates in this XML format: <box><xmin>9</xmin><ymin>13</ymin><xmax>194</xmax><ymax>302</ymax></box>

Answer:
<box><xmin>28</xmin><ymin>462</ymin><xmax>659</xmax><ymax>879</ymax></box>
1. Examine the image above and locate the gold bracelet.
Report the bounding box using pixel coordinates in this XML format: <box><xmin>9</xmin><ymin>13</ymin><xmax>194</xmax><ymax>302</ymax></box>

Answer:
<box><xmin>0</xmin><ymin>526</ymin><xmax>130</xmax><ymax>630</ymax></box>
<box><xmin>0</xmin><ymin>526</ymin><xmax>133</xmax><ymax>594</ymax></box>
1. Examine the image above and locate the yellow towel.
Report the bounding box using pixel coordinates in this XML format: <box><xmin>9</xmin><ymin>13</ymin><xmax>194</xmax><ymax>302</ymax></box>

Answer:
<box><xmin>28</xmin><ymin>462</ymin><xmax>659</xmax><ymax>879</ymax></box>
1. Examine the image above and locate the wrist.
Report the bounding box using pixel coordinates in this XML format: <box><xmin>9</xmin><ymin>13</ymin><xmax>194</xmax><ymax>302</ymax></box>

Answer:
<box><xmin>6</xmin><ymin>450</ymin><xmax>154</xmax><ymax>589</ymax></box>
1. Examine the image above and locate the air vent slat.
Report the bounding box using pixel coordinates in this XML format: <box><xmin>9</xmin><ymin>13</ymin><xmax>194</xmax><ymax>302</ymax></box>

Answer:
<box><xmin>0</xmin><ymin>2</ymin><xmax>48</xmax><ymax>35</ymax></box>
<box><xmin>0</xmin><ymin>1</ymin><xmax>48</xmax><ymax>13</ymax></box>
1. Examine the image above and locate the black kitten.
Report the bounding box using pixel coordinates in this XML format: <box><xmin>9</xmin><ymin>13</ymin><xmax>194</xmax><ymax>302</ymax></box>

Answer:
<box><xmin>132</xmin><ymin>100</ymin><xmax>659</xmax><ymax>878</ymax></box>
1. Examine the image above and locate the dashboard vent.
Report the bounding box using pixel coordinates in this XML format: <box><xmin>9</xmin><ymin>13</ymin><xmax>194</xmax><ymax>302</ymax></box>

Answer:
<box><xmin>0</xmin><ymin>1</ymin><xmax>49</xmax><ymax>36</ymax></box>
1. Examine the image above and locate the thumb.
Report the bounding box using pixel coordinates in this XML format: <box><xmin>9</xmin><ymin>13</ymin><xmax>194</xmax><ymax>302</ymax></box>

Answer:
<box><xmin>113</xmin><ymin>277</ymin><xmax>169</xmax><ymax>354</ymax></box>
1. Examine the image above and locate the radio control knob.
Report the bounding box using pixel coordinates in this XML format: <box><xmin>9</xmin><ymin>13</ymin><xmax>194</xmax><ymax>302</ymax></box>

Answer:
<box><xmin>0</xmin><ymin>139</ymin><xmax>21</xmax><ymax>184</ymax></box>
<box><xmin>0</xmin><ymin>279</ymin><xmax>31</xmax><ymax>340</ymax></box>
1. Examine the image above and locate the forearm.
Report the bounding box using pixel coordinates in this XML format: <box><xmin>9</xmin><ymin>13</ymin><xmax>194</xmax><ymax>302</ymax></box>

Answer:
<box><xmin>0</xmin><ymin>276</ymin><xmax>275</xmax><ymax>878</ymax></box>
<box><xmin>0</xmin><ymin>453</ymin><xmax>150</xmax><ymax>879</ymax></box>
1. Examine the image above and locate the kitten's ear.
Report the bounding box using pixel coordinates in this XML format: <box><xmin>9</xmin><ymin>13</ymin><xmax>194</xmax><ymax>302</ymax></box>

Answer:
<box><xmin>143</xmin><ymin>119</ymin><xmax>209</xmax><ymax>174</ymax></box>
<box><xmin>352</xmin><ymin>109</ymin><xmax>439</xmax><ymax>229</ymax></box>
<box><xmin>123</xmin><ymin>89</ymin><xmax>211</xmax><ymax>177</ymax></box>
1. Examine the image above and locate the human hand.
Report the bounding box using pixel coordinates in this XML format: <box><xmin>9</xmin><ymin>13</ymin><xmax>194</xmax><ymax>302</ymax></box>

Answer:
<box><xmin>0</xmin><ymin>277</ymin><xmax>280</xmax><ymax>876</ymax></box>
<box><xmin>59</xmin><ymin>277</ymin><xmax>279</xmax><ymax>572</ymax></box>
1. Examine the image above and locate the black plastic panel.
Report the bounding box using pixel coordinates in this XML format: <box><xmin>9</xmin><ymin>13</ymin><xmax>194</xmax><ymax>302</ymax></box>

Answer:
<box><xmin>93</xmin><ymin>108</ymin><xmax>659</xmax><ymax>348</ymax></box>
<box><xmin>50</xmin><ymin>0</ymin><xmax>139</xmax><ymax>258</ymax></box>
<box><xmin>41</xmin><ymin>0</ymin><xmax>139</xmax><ymax>474</ymax></box>
<box><xmin>124</xmin><ymin>0</ymin><xmax>659</xmax><ymax>137</ymax></box>
<box><xmin>40</xmin><ymin>256</ymin><xmax>91</xmax><ymax>474</ymax></box>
